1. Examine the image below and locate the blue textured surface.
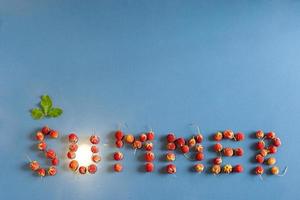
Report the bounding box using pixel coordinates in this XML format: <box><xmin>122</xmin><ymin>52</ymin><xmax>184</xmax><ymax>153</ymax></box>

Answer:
<box><xmin>0</xmin><ymin>1</ymin><xmax>300</xmax><ymax>199</ymax></box>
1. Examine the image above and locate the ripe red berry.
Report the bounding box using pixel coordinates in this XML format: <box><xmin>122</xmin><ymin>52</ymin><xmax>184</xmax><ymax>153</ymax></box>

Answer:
<box><xmin>37</xmin><ymin>141</ymin><xmax>47</xmax><ymax>151</ymax></box>
<box><xmin>166</xmin><ymin>164</ymin><xmax>176</xmax><ymax>174</ymax></box>
<box><xmin>90</xmin><ymin>135</ymin><xmax>100</xmax><ymax>144</ymax></box>
<box><xmin>268</xmin><ymin>145</ymin><xmax>277</xmax><ymax>154</ymax></box>
<box><xmin>115</xmin><ymin>130</ymin><xmax>123</xmax><ymax>140</ymax></box>
<box><xmin>266</xmin><ymin>132</ymin><xmax>276</xmax><ymax>139</ymax></box>
<box><xmin>166</xmin><ymin>152</ymin><xmax>176</xmax><ymax>162</ymax></box>
<box><xmin>132</xmin><ymin>140</ymin><xmax>142</xmax><ymax>149</ymax></box>
<box><xmin>51</xmin><ymin>158</ymin><xmax>59</xmax><ymax>166</ymax></box>
<box><xmin>144</xmin><ymin>151</ymin><xmax>155</xmax><ymax>162</ymax></box>
<box><xmin>124</xmin><ymin>134</ymin><xmax>135</xmax><ymax>143</ymax></box>
<box><xmin>255</xmin><ymin>154</ymin><xmax>264</xmax><ymax>163</ymax></box>
<box><xmin>144</xmin><ymin>142</ymin><xmax>153</xmax><ymax>151</ymax></box>
<box><xmin>255</xmin><ymin>165</ymin><xmax>264</xmax><ymax>175</ymax></box>
<box><xmin>115</xmin><ymin>140</ymin><xmax>123</xmax><ymax>148</ymax></box>
<box><xmin>194</xmin><ymin>163</ymin><xmax>204</xmax><ymax>173</ymax></box>
<box><xmin>223</xmin><ymin>130</ymin><xmax>234</xmax><ymax>139</ymax></box>
<box><xmin>113</xmin><ymin>152</ymin><xmax>123</xmax><ymax>161</ymax></box>
<box><xmin>256</xmin><ymin>141</ymin><xmax>265</xmax><ymax>150</ymax></box>
<box><xmin>235</xmin><ymin>148</ymin><xmax>244</xmax><ymax>156</ymax></box>
<box><xmin>213</xmin><ymin>157</ymin><xmax>222</xmax><ymax>165</ymax></box>
<box><xmin>195</xmin><ymin>144</ymin><xmax>204</xmax><ymax>152</ymax></box>
<box><xmin>29</xmin><ymin>161</ymin><xmax>40</xmax><ymax>171</ymax></box>
<box><xmin>47</xmin><ymin>166</ymin><xmax>57</xmax><ymax>176</ymax></box>
<box><xmin>68</xmin><ymin>133</ymin><xmax>78</xmax><ymax>143</ymax></box>
<box><xmin>223</xmin><ymin>148</ymin><xmax>234</xmax><ymax>157</ymax></box>
<box><xmin>92</xmin><ymin>155</ymin><xmax>101</xmax><ymax>163</ymax></box>
<box><xmin>272</xmin><ymin>138</ymin><xmax>281</xmax><ymax>147</ymax></box>
<box><xmin>167</xmin><ymin>133</ymin><xmax>176</xmax><ymax>143</ymax></box>
<box><xmin>256</xmin><ymin>130</ymin><xmax>264</xmax><ymax>139</ymax></box>
<box><xmin>88</xmin><ymin>164</ymin><xmax>97</xmax><ymax>174</ymax></box>
<box><xmin>145</xmin><ymin>162</ymin><xmax>154</xmax><ymax>172</ymax></box>
<box><xmin>195</xmin><ymin>134</ymin><xmax>203</xmax><ymax>143</ymax></box>
<box><xmin>67</xmin><ymin>151</ymin><xmax>76</xmax><ymax>159</ymax></box>
<box><xmin>37</xmin><ymin>168</ymin><xmax>46</xmax><ymax>177</ymax></box>
<box><xmin>234</xmin><ymin>164</ymin><xmax>243</xmax><ymax>173</ymax></box>
<box><xmin>139</xmin><ymin>133</ymin><xmax>147</xmax><ymax>142</ymax></box>
<box><xmin>49</xmin><ymin>130</ymin><xmax>59</xmax><ymax>138</ymax></box>
<box><xmin>188</xmin><ymin>137</ymin><xmax>196</xmax><ymax>147</ymax></box>
<box><xmin>69</xmin><ymin>160</ymin><xmax>79</xmax><ymax>171</ymax></box>
<box><xmin>91</xmin><ymin>145</ymin><xmax>99</xmax><ymax>153</ymax></box>
<box><xmin>146</xmin><ymin>131</ymin><xmax>155</xmax><ymax>141</ymax></box>
<box><xmin>175</xmin><ymin>138</ymin><xmax>186</xmax><ymax>147</ymax></box>
<box><xmin>214</xmin><ymin>132</ymin><xmax>223</xmax><ymax>141</ymax></box>
<box><xmin>213</xmin><ymin>143</ymin><xmax>223</xmax><ymax>152</ymax></box>
<box><xmin>180</xmin><ymin>145</ymin><xmax>190</xmax><ymax>154</ymax></box>
<box><xmin>167</xmin><ymin>142</ymin><xmax>176</xmax><ymax>151</ymax></box>
<box><xmin>195</xmin><ymin>152</ymin><xmax>204</xmax><ymax>161</ymax></box>
<box><xmin>114</xmin><ymin>163</ymin><xmax>123</xmax><ymax>172</ymax></box>
<box><xmin>41</xmin><ymin>126</ymin><xmax>50</xmax><ymax>135</ymax></box>
<box><xmin>36</xmin><ymin>131</ymin><xmax>44</xmax><ymax>141</ymax></box>
<box><xmin>69</xmin><ymin>143</ymin><xmax>78</xmax><ymax>152</ymax></box>
<box><xmin>79</xmin><ymin>166</ymin><xmax>87</xmax><ymax>174</ymax></box>
<box><xmin>234</xmin><ymin>132</ymin><xmax>245</xmax><ymax>141</ymax></box>
<box><xmin>260</xmin><ymin>149</ymin><xmax>268</xmax><ymax>157</ymax></box>
<box><xmin>46</xmin><ymin>149</ymin><xmax>56</xmax><ymax>159</ymax></box>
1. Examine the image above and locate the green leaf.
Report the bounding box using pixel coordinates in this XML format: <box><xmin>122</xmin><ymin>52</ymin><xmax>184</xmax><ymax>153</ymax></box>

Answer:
<box><xmin>31</xmin><ymin>108</ymin><xmax>44</xmax><ymax>120</ymax></box>
<box><xmin>48</xmin><ymin>107</ymin><xmax>63</xmax><ymax>118</ymax></box>
<box><xmin>40</xmin><ymin>95</ymin><xmax>52</xmax><ymax>115</ymax></box>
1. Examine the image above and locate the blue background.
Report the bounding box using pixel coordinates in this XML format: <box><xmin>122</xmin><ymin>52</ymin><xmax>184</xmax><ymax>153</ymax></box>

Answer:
<box><xmin>0</xmin><ymin>0</ymin><xmax>300</xmax><ymax>199</ymax></box>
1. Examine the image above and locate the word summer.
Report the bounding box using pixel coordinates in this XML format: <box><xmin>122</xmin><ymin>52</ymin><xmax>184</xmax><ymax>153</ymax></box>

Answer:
<box><xmin>28</xmin><ymin>126</ymin><xmax>287</xmax><ymax>178</ymax></box>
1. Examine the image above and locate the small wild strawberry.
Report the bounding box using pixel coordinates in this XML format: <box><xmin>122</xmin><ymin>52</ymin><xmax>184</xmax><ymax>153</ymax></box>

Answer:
<box><xmin>256</xmin><ymin>130</ymin><xmax>264</xmax><ymax>139</ymax></box>
<box><xmin>113</xmin><ymin>152</ymin><xmax>123</xmax><ymax>161</ymax></box>
<box><xmin>266</xmin><ymin>131</ymin><xmax>276</xmax><ymax>139</ymax></box>
<box><xmin>167</xmin><ymin>142</ymin><xmax>176</xmax><ymax>151</ymax></box>
<box><xmin>166</xmin><ymin>164</ymin><xmax>176</xmax><ymax>174</ymax></box>
<box><xmin>175</xmin><ymin>138</ymin><xmax>186</xmax><ymax>148</ymax></box>
<box><xmin>234</xmin><ymin>132</ymin><xmax>245</xmax><ymax>141</ymax></box>
<box><xmin>166</xmin><ymin>133</ymin><xmax>176</xmax><ymax>143</ymax></box>
<box><xmin>180</xmin><ymin>145</ymin><xmax>190</xmax><ymax>154</ymax></box>
<box><xmin>195</xmin><ymin>152</ymin><xmax>204</xmax><ymax>161</ymax></box>
<box><xmin>256</xmin><ymin>141</ymin><xmax>265</xmax><ymax>150</ymax></box>
<box><xmin>214</xmin><ymin>132</ymin><xmax>223</xmax><ymax>141</ymax></box>
<box><xmin>223</xmin><ymin>130</ymin><xmax>234</xmax><ymax>139</ymax></box>
<box><xmin>145</xmin><ymin>162</ymin><xmax>154</xmax><ymax>172</ymax></box>
<box><xmin>235</xmin><ymin>148</ymin><xmax>244</xmax><ymax>156</ymax></box>
<box><xmin>213</xmin><ymin>143</ymin><xmax>223</xmax><ymax>152</ymax></box>
<box><xmin>223</xmin><ymin>148</ymin><xmax>233</xmax><ymax>157</ymax></box>
<box><xmin>115</xmin><ymin>130</ymin><xmax>123</xmax><ymax>140</ymax></box>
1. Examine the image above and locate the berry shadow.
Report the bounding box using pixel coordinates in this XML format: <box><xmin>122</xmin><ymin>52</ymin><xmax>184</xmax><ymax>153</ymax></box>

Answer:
<box><xmin>208</xmin><ymin>144</ymin><xmax>216</xmax><ymax>153</ymax></box>
<box><xmin>20</xmin><ymin>162</ymin><xmax>30</xmax><ymax>172</ymax></box>
<box><xmin>59</xmin><ymin>135</ymin><xmax>69</xmax><ymax>172</ymax></box>
<box><xmin>188</xmin><ymin>165</ymin><xmax>196</xmax><ymax>173</ymax></box>
<box><xmin>28</xmin><ymin>128</ymin><xmax>41</xmax><ymax>140</ymax></box>
<box><xmin>208</xmin><ymin>133</ymin><xmax>216</xmax><ymax>142</ymax></box>
<box><xmin>158</xmin><ymin>166</ymin><xmax>167</xmax><ymax>175</ymax></box>
<box><xmin>106</xmin><ymin>165</ymin><xmax>115</xmax><ymax>173</ymax></box>
<box><xmin>137</xmin><ymin>164</ymin><xmax>145</xmax><ymax>173</ymax></box>
<box><xmin>107</xmin><ymin>152</ymin><xmax>115</xmax><ymax>162</ymax></box>
<box><xmin>159</xmin><ymin>135</ymin><xmax>166</xmax><ymax>151</ymax></box>
<box><xmin>105</xmin><ymin>131</ymin><xmax>116</xmax><ymax>147</ymax></box>
<box><xmin>158</xmin><ymin>154</ymin><xmax>166</xmax><ymax>162</ymax></box>
<box><xmin>249</xmin><ymin>131</ymin><xmax>258</xmax><ymax>139</ymax></box>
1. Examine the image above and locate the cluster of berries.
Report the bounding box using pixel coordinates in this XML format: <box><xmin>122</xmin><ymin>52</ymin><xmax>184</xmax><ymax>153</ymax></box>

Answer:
<box><xmin>165</xmin><ymin>132</ymin><xmax>205</xmax><ymax>174</ymax></box>
<box><xmin>113</xmin><ymin>130</ymin><xmax>155</xmax><ymax>172</ymax></box>
<box><xmin>211</xmin><ymin>130</ymin><xmax>244</xmax><ymax>174</ymax></box>
<box><xmin>29</xmin><ymin>126</ymin><xmax>59</xmax><ymax>177</ymax></box>
<box><xmin>67</xmin><ymin>134</ymin><xmax>101</xmax><ymax>174</ymax></box>
<box><xmin>254</xmin><ymin>130</ymin><xmax>282</xmax><ymax>176</ymax></box>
